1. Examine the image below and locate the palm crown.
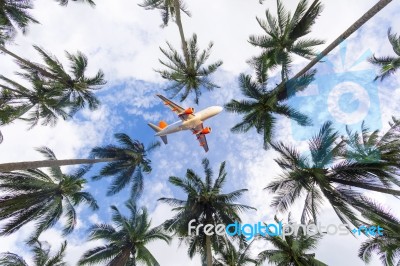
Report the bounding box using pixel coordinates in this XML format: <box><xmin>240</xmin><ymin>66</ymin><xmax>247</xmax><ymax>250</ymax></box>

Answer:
<box><xmin>78</xmin><ymin>199</ymin><xmax>171</xmax><ymax>266</ymax></box>
<box><xmin>0</xmin><ymin>74</ymin><xmax>70</xmax><ymax>128</ymax></box>
<box><xmin>159</xmin><ymin>158</ymin><xmax>255</xmax><ymax>263</ymax></box>
<box><xmin>0</xmin><ymin>239</ymin><xmax>67</xmax><ymax>266</ymax></box>
<box><xmin>91</xmin><ymin>133</ymin><xmax>160</xmax><ymax>197</ymax></box>
<box><xmin>0</xmin><ymin>46</ymin><xmax>105</xmax><ymax>142</ymax></box>
<box><xmin>369</xmin><ymin>28</ymin><xmax>400</xmax><ymax>81</ymax></box>
<box><xmin>257</xmin><ymin>217</ymin><xmax>327</xmax><ymax>266</ymax></box>
<box><xmin>358</xmin><ymin>200</ymin><xmax>400</xmax><ymax>266</ymax></box>
<box><xmin>249</xmin><ymin>0</ymin><xmax>324</xmax><ymax>80</ymax></box>
<box><xmin>157</xmin><ymin>34</ymin><xmax>223</xmax><ymax>104</ymax></box>
<box><xmin>343</xmin><ymin>117</ymin><xmax>400</xmax><ymax>186</ymax></box>
<box><xmin>213</xmin><ymin>240</ymin><xmax>257</xmax><ymax>266</ymax></box>
<box><xmin>139</xmin><ymin>0</ymin><xmax>190</xmax><ymax>26</ymax></box>
<box><xmin>16</xmin><ymin>45</ymin><xmax>106</xmax><ymax>113</ymax></box>
<box><xmin>0</xmin><ymin>0</ymin><xmax>38</xmax><ymax>37</ymax></box>
<box><xmin>266</xmin><ymin>121</ymin><xmax>400</xmax><ymax>228</ymax></box>
<box><xmin>225</xmin><ymin>60</ymin><xmax>314</xmax><ymax>149</ymax></box>
<box><xmin>0</xmin><ymin>147</ymin><xmax>98</xmax><ymax>240</ymax></box>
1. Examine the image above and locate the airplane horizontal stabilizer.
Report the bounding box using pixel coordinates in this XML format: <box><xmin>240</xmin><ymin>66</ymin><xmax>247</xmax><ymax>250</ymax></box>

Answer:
<box><xmin>147</xmin><ymin>123</ymin><xmax>168</xmax><ymax>145</ymax></box>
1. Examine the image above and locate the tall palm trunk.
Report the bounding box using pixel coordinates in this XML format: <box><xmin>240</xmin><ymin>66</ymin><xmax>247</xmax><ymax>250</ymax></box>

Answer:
<box><xmin>114</xmin><ymin>248</ymin><xmax>131</xmax><ymax>266</ymax></box>
<box><xmin>173</xmin><ymin>0</ymin><xmax>190</xmax><ymax>65</ymax></box>
<box><xmin>330</xmin><ymin>177</ymin><xmax>400</xmax><ymax>195</ymax></box>
<box><xmin>0</xmin><ymin>45</ymin><xmax>57</xmax><ymax>79</ymax></box>
<box><xmin>204</xmin><ymin>211</ymin><xmax>213</xmax><ymax>266</ymax></box>
<box><xmin>0</xmin><ymin>157</ymin><xmax>118</xmax><ymax>172</ymax></box>
<box><xmin>131</xmin><ymin>246</ymin><xmax>136</xmax><ymax>266</ymax></box>
<box><xmin>293</xmin><ymin>0</ymin><xmax>392</xmax><ymax>79</ymax></box>
<box><xmin>206</xmin><ymin>234</ymin><xmax>212</xmax><ymax>266</ymax></box>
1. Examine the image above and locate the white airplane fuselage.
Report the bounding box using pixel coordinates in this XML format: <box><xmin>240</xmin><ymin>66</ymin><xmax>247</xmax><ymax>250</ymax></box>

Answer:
<box><xmin>156</xmin><ymin>106</ymin><xmax>223</xmax><ymax>136</ymax></box>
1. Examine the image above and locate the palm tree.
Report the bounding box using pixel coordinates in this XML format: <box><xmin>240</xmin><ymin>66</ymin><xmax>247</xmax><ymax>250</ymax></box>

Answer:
<box><xmin>358</xmin><ymin>200</ymin><xmax>400</xmax><ymax>266</ymax></box>
<box><xmin>369</xmin><ymin>28</ymin><xmax>400</xmax><ymax>81</ymax></box>
<box><xmin>0</xmin><ymin>0</ymin><xmax>38</xmax><ymax>37</ymax></box>
<box><xmin>257</xmin><ymin>218</ymin><xmax>326</xmax><ymax>266</ymax></box>
<box><xmin>0</xmin><ymin>239</ymin><xmax>67</xmax><ymax>266</ymax></box>
<box><xmin>140</xmin><ymin>0</ymin><xmax>192</xmax><ymax>69</ymax></box>
<box><xmin>266</xmin><ymin>121</ymin><xmax>400</xmax><ymax>228</ymax></box>
<box><xmin>225</xmin><ymin>60</ymin><xmax>314</xmax><ymax>149</ymax></box>
<box><xmin>139</xmin><ymin>0</ymin><xmax>190</xmax><ymax>27</ymax></box>
<box><xmin>213</xmin><ymin>239</ymin><xmax>257</xmax><ymax>266</ymax></box>
<box><xmin>91</xmin><ymin>133</ymin><xmax>159</xmax><ymax>197</ymax></box>
<box><xmin>78</xmin><ymin>198</ymin><xmax>171</xmax><ymax>266</ymax></box>
<box><xmin>0</xmin><ymin>45</ymin><xmax>106</xmax><ymax>113</ymax></box>
<box><xmin>159</xmin><ymin>158</ymin><xmax>255</xmax><ymax>266</ymax></box>
<box><xmin>0</xmin><ymin>134</ymin><xmax>157</xmax><ymax>198</ymax></box>
<box><xmin>141</xmin><ymin>0</ymin><xmax>221</xmax><ymax>104</ymax></box>
<box><xmin>249</xmin><ymin>0</ymin><xmax>324</xmax><ymax>80</ymax></box>
<box><xmin>0</xmin><ymin>74</ymin><xmax>70</xmax><ymax>129</ymax></box>
<box><xmin>0</xmin><ymin>147</ymin><xmax>98</xmax><ymax>240</ymax></box>
<box><xmin>157</xmin><ymin>34</ymin><xmax>223</xmax><ymax>104</ymax></box>
<box><xmin>343</xmin><ymin>117</ymin><xmax>400</xmax><ymax>188</ymax></box>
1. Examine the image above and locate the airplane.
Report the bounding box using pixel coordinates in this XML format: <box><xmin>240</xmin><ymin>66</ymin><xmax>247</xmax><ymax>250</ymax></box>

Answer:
<box><xmin>147</xmin><ymin>94</ymin><xmax>223</xmax><ymax>152</ymax></box>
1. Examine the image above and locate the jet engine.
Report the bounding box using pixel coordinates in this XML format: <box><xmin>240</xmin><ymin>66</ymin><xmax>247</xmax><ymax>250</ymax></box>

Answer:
<box><xmin>199</xmin><ymin>127</ymin><xmax>212</xmax><ymax>135</ymax></box>
<box><xmin>180</xmin><ymin>107</ymin><xmax>195</xmax><ymax>115</ymax></box>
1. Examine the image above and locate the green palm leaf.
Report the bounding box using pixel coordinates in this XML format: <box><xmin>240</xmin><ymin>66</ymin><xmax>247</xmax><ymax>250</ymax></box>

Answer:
<box><xmin>257</xmin><ymin>217</ymin><xmax>327</xmax><ymax>266</ymax></box>
<box><xmin>79</xmin><ymin>198</ymin><xmax>171</xmax><ymax>266</ymax></box>
<box><xmin>266</xmin><ymin>120</ymin><xmax>400</xmax><ymax>229</ymax></box>
<box><xmin>249</xmin><ymin>0</ymin><xmax>324</xmax><ymax>81</ymax></box>
<box><xmin>0</xmin><ymin>0</ymin><xmax>38</xmax><ymax>37</ymax></box>
<box><xmin>157</xmin><ymin>34</ymin><xmax>223</xmax><ymax>104</ymax></box>
<box><xmin>0</xmin><ymin>147</ymin><xmax>97</xmax><ymax>239</ymax></box>
<box><xmin>369</xmin><ymin>28</ymin><xmax>400</xmax><ymax>81</ymax></box>
<box><xmin>0</xmin><ymin>239</ymin><xmax>67</xmax><ymax>266</ymax></box>
<box><xmin>139</xmin><ymin>0</ymin><xmax>190</xmax><ymax>26</ymax></box>
<box><xmin>225</xmin><ymin>66</ymin><xmax>313</xmax><ymax>149</ymax></box>
<box><xmin>91</xmin><ymin>133</ymin><xmax>159</xmax><ymax>197</ymax></box>
<box><xmin>159</xmin><ymin>158</ymin><xmax>255</xmax><ymax>265</ymax></box>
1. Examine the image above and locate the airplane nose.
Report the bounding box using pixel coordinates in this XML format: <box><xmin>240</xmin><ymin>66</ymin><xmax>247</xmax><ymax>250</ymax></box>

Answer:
<box><xmin>216</xmin><ymin>106</ymin><xmax>223</xmax><ymax>113</ymax></box>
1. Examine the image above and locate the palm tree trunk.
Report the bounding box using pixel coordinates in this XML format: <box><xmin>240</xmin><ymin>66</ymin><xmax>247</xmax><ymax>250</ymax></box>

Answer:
<box><xmin>131</xmin><ymin>246</ymin><xmax>136</xmax><ymax>266</ymax></box>
<box><xmin>206</xmin><ymin>234</ymin><xmax>212</xmax><ymax>266</ymax></box>
<box><xmin>173</xmin><ymin>0</ymin><xmax>190</xmax><ymax>65</ymax></box>
<box><xmin>0</xmin><ymin>46</ymin><xmax>57</xmax><ymax>79</ymax></box>
<box><xmin>330</xmin><ymin>177</ymin><xmax>400</xmax><ymax>195</ymax></box>
<box><xmin>293</xmin><ymin>0</ymin><xmax>392</xmax><ymax>80</ymax></box>
<box><xmin>0</xmin><ymin>158</ymin><xmax>119</xmax><ymax>172</ymax></box>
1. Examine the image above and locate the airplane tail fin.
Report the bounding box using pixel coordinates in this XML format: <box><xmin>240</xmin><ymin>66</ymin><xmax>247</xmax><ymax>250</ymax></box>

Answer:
<box><xmin>148</xmin><ymin>122</ymin><xmax>168</xmax><ymax>145</ymax></box>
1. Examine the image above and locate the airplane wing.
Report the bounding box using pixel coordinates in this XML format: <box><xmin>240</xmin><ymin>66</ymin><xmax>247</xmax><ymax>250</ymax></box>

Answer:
<box><xmin>192</xmin><ymin>123</ymin><xmax>209</xmax><ymax>152</ymax></box>
<box><xmin>156</xmin><ymin>94</ymin><xmax>195</xmax><ymax>121</ymax></box>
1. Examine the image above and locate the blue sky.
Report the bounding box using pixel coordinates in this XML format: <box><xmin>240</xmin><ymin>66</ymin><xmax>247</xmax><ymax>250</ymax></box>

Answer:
<box><xmin>1</xmin><ymin>0</ymin><xmax>400</xmax><ymax>265</ymax></box>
